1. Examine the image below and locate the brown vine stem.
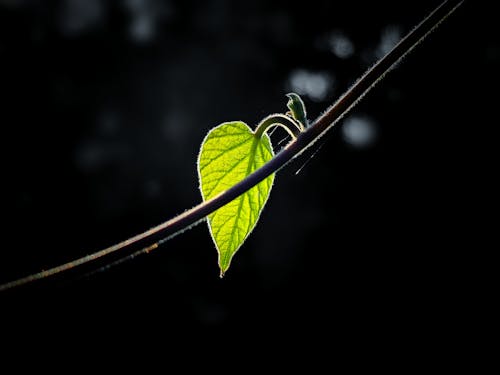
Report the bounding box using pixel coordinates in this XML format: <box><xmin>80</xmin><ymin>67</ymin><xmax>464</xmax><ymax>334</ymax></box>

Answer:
<box><xmin>0</xmin><ymin>0</ymin><xmax>464</xmax><ymax>292</ymax></box>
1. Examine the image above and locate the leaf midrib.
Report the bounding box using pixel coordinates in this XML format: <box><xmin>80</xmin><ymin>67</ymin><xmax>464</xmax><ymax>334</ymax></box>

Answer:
<box><xmin>221</xmin><ymin>134</ymin><xmax>260</xmax><ymax>269</ymax></box>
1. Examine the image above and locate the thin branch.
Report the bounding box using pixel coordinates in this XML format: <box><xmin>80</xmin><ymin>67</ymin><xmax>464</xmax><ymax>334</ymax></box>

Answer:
<box><xmin>0</xmin><ymin>0</ymin><xmax>465</xmax><ymax>292</ymax></box>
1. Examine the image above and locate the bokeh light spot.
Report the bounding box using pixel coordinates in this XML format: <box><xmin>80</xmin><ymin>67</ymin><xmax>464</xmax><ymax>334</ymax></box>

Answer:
<box><xmin>329</xmin><ymin>31</ymin><xmax>355</xmax><ymax>59</ymax></box>
<box><xmin>288</xmin><ymin>69</ymin><xmax>334</xmax><ymax>102</ymax></box>
<box><xmin>376</xmin><ymin>25</ymin><xmax>402</xmax><ymax>59</ymax></box>
<box><xmin>341</xmin><ymin>115</ymin><xmax>378</xmax><ymax>148</ymax></box>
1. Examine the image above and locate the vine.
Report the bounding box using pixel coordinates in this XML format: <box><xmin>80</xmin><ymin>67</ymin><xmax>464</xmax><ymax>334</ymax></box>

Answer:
<box><xmin>0</xmin><ymin>0</ymin><xmax>465</xmax><ymax>291</ymax></box>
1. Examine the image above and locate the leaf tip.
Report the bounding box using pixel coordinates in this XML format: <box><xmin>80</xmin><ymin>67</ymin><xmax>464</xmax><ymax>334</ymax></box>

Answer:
<box><xmin>219</xmin><ymin>267</ymin><xmax>227</xmax><ymax>278</ymax></box>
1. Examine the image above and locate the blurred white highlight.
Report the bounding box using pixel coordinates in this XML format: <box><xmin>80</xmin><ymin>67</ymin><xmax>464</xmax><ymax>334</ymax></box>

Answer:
<box><xmin>376</xmin><ymin>25</ymin><xmax>402</xmax><ymax>59</ymax></box>
<box><xmin>288</xmin><ymin>69</ymin><xmax>334</xmax><ymax>102</ymax></box>
<box><xmin>342</xmin><ymin>115</ymin><xmax>378</xmax><ymax>148</ymax></box>
<box><xmin>328</xmin><ymin>32</ymin><xmax>355</xmax><ymax>59</ymax></box>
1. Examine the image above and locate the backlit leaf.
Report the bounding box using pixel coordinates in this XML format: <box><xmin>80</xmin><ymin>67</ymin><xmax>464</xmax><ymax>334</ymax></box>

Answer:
<box><xmin>197</xmin><ymin>121</ymin><xmax>274</xmax><ymax>277</ymax></box>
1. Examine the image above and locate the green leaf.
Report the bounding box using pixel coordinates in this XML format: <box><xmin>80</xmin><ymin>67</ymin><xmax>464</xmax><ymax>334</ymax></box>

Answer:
<box><xmin>286</xmin><ymin>92</ymin><xmax>308</xmax><ymax>129</ymax></box>
<box><xmin>197</xmin><ymin>121</ymin><xmax>274</xmax><ymax>277</ymax></box>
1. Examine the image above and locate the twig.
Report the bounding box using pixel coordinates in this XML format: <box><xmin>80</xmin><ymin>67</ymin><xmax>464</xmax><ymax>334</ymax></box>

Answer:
<box><xmin>0</xmin><ymin>0</ymin><xmax>465</xmax><ymax>292</ymax></box>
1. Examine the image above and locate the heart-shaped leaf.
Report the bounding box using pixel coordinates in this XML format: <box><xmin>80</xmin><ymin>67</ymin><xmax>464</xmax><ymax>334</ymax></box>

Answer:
<box><xmin>197</xmin><ymin>121</ymin><xmax>274</xmax><ymax>277</ymax></box>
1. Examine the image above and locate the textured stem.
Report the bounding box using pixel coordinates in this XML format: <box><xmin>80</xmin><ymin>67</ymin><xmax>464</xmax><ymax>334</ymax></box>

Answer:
<box><xmin>0</xmin><ymin>0</ymin><xmax>464</xmax><ymax>292</ymax></box>
<box><xmin>254</xmin><ymin>113</ymin><xmax>303</xmax><ymax>139</ymax></box>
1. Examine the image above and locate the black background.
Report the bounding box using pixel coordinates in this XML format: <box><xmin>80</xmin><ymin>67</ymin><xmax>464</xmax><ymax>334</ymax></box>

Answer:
<box><xmin>0</xmin><ymin>0</ymin><xmax>495</xmax><ymax>364</ymax></box>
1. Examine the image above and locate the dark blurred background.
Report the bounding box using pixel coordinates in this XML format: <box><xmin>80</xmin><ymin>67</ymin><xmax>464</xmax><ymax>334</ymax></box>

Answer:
<box><xmin>0</xmin><ymin>0</ymin><xmax>496</xmax><ymax>359</ymax></box>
